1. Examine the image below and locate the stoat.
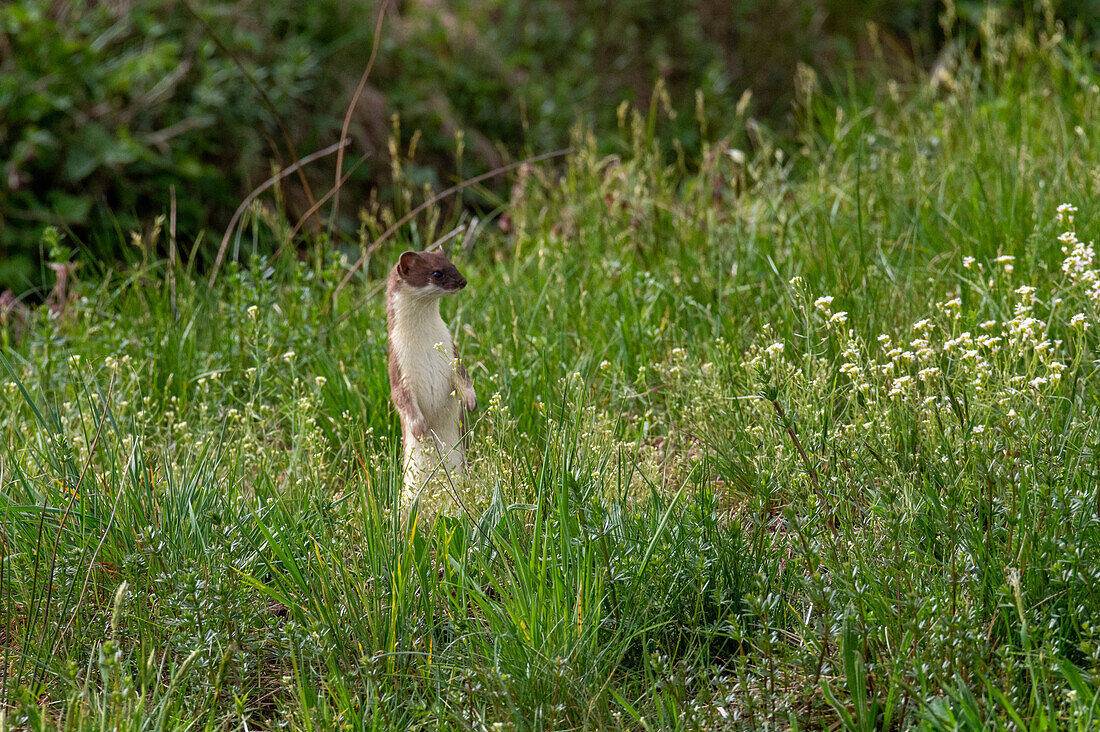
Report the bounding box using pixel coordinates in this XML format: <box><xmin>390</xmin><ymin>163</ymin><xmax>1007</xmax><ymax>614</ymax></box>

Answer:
<box><xmin>385</xmin><ymin>250</ymin><xmax>476</xmax><ymax>512</ymax></box>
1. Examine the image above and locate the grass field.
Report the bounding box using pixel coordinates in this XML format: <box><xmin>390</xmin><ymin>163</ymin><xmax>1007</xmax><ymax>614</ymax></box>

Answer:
<box><xmin>3</xmin><ymin>24</ymin><xmax>1100</xmax><ymax>730</ymax></box>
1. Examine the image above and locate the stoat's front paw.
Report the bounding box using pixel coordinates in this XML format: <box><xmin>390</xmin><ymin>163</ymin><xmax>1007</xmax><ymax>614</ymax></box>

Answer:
<box><xmin>464</xmin><ymin>392</ymin><xmax>477</xmax><ymax>413</ymax></box>
<box><xmin>408</xmin><ymin>415</ymin><xmax>428</xmax><ymax>440</ymax></box>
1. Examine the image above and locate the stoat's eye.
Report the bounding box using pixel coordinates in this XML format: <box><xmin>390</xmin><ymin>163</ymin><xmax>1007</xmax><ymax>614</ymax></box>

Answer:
<box><xmin>432</xmin><ymin>271</ymin><xmax>443</xmax><ymax>279</ymax></box>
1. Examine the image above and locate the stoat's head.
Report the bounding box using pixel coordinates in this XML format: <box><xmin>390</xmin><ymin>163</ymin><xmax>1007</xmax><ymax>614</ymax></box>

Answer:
<box><xmin>395</xmin><ymin>250</ymin><xmax>467</xmax><ymax>297</ymax></box>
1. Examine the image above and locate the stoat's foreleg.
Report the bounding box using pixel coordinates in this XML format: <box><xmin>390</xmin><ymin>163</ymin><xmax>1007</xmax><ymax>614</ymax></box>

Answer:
<box><xmin>451</xmin><ymin>344</ymin><xmax>477</xmax><ymax>413</ymax></box>
<box><xmin>389</xmin><ymin>358</ymin><xmax>427</xmax><ymax>438</ymax></box>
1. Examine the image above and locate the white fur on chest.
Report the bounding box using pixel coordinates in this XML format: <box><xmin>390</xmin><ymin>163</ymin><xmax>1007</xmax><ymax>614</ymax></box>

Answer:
<box><xmin>393</xmin><ymin>322</ymin><xmax>454</xmax><ymax>421</ymax></box>
<box><xmin>389</xmin><ymin>297</ymin><xmax>460</xmax><ymax>432</ymax></box>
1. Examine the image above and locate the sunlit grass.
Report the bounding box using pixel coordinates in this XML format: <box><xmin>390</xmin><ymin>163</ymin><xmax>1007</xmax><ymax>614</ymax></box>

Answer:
<box><xmin>3</xmin><ymin>22</ymin><xmax>1100</xmax><ymax>730</ymax></box>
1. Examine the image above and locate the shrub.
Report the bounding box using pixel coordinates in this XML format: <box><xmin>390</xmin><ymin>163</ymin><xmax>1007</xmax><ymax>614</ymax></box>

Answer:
<box><xmin>3</xmin><ymin>0</ymin><xmax>1079</xmax><ymax>293</ymax></box>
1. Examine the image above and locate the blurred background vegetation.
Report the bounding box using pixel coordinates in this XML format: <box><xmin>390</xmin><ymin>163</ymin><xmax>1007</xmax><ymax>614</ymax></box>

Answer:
<box><xmin>0</xmin><ymin>0</ymin><xmax>1094</xmax><ymax>291</ymax></box>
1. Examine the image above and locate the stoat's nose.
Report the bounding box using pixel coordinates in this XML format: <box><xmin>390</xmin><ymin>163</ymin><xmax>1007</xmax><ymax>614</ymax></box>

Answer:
<box><xmin>456</xmin><ymin>276</ymin><xmax>467</xmax><ymax>289</ymax></box>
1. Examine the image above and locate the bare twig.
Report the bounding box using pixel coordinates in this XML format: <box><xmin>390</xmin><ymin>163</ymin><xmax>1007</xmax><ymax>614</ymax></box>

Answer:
<box><xmin>288</xmin><ymin>152</ymin><xmax>371</xmax><ymax>243</ymax></box>
<box><xmin>425</xmin><ymin>222</ymin><xmax>469</xmax><ymax>253</ymax></box>
<box><xmin>145</xmin><ymin>115</ymin><xmax>213</xmax><ymax>153</ymax></box>
<box><xmin>768</xmin><ymin>397</ymin><xmax>820</xmax><ymax>491</ymax></box>
<box><xmin>329</xmin><ymin>0</ymin><xmax>391</xmax><ymax>239</ymax></box>
<box><xmin>333</xmin><ymin>147</ymin><xmax>573</xmax><ymax>303</ymax></box>
<box><xmin>209</xmin><ymin>139</ymin><xmax>350</xmax><ymax>286</ymax></box>
<box><xmin>459</xmin><ymin>216</ymin><xmax>480</xmax><ymax>254</ymax></box>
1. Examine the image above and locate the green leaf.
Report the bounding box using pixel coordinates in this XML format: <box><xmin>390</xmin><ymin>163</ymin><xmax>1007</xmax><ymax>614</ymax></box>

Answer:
<box><xmin>46</xmin><ymin>191</ymin><xmax>92</xmax><ymax>224</ymax></box>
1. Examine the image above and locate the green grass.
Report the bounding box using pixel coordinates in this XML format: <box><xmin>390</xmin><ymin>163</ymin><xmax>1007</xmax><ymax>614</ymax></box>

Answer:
<box><xmin>3</xmin><ymin>24</ymin><xmax>1100</xmax><ymax>730</ymax></box>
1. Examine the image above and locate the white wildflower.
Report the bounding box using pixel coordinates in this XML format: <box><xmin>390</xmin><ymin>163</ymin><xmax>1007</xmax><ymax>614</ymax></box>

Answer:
<box><xmin>889</xmin><ymin>375</ymin><xmax>912</xmax><ymax>396</ymax></box>
<box><xmin>1061</xmin><ymin>236</ymin><xmax>1094</xmax><ymax>277</ymax></box>
<box><xmin>942</xmin><ymin>297</ymin><xmax>962</xmax><ymax>317</ymax></box>
<box><xmin>976</xmin><ymin>334</ymin><xmax>1002</xmax><ymax>349</ymax></box>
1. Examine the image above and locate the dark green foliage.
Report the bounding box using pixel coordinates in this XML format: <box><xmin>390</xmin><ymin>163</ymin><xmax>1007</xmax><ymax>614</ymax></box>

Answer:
<box><xmin>0</xmin><ymin>0</ymin><xmax>330</xmax><ymax>290</ymax></box>
<box><xmin>6</xmin><ymin>0</ymin><xmax>1069</xmax><ymax>293</ymax></box>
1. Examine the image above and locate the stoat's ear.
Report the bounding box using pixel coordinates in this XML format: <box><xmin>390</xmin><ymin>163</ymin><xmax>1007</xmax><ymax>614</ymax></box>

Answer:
<box><xmin>398</xmin><ymin>251</ymin><xmax>418</xmax><ymax>276</ymax></box>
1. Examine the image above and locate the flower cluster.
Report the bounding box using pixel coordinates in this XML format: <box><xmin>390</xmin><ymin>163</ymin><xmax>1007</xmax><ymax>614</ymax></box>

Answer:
<box><xmin>694</xmin><ymin>203</ymin><xmax>1097</xmax><ymax>483</ymax></box>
